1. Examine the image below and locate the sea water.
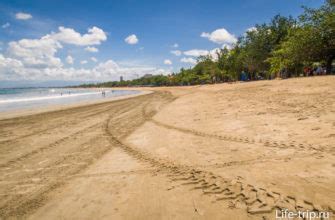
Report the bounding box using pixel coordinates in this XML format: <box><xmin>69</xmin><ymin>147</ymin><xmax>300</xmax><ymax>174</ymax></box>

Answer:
<box><xmin>0</xmin><ymin>88</ymin><xmax>139</xmax><ymax>112</ymax></box>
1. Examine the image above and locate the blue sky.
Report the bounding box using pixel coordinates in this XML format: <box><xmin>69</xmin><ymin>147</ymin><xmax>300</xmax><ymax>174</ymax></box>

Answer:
<box><xmin>0</xmin><ymin>0</ymin><xmax>324</xmax><ymax>86</ymax></box>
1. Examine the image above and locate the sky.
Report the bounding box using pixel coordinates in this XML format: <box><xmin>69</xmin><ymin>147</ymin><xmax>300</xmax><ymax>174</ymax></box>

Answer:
<box><xmin>0</xmin><ymin>0</ymin><xmax>324</xmax><ymax>87</ymax></box>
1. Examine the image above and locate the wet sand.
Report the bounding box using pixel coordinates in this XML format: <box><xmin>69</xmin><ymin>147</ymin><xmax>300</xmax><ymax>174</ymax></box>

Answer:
<box><xmin>0</xmin><ymin>76</ymin><xmax>334</xmax><ymax>219</ymax></box>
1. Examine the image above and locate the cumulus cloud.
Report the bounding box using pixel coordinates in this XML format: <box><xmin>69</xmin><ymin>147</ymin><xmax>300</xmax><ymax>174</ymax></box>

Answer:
<box><xmin>2</xmin><ymin>22</ymin><xmax>10</xmax><ymax>29</ymax></box>
<box><xmin>209</xmin><ymin>48</ymin><xmax>221</xmax><ymax>60</ymax></box>
<box><xmin>180</xmin><ymin>48</ymin><xmax>223</xmax><ymax>61</ymax></box>
<box><xmin>49</xmin><ymin>26</ymin><xmax>107</xmax><ymax>46</ymax></box>
<box><xmin>0</xmin><ymin>54</ymin><xmax>22</xmax><ymax>66</ymax></box>
<box><xmin>0</xmin><ymin>53</ymin><xmax>170</xmax><ymax>82</ymax></box>
<box><xmin>1</xmin><ymin>27</ymin><xmax>171</xmax><ymax>82</ymax></box>
<box><xmin>221</xmin><ymin>43</ymin><xmax>233</xmax><ymax>50</ymax></box>
<box><xmin>164</xmin><ymin>59</ymin><xmax>172</xmax><ymax>65</ymax></box>
<box><xmin>183</xmin><ymin>49</ymin><xmax>209</xmax><ymax>57</ymax></box>
<box><xmin>170</xmin><ymin>50</ymin><xmax>181</xmax><ymax>56</ymax></box>
<box><xmin>5</xmin><ymin>25</ymin><xmax>107</xmax><ymax>69</ymax></box>
<box><xmin>180</xmin><ymin>57</ymin><xmax>197</xmax><ymax>64</ymax></box>
<box><xmin>246</xmin><ymin>26</ymin><xmax>257</xmax><ymax>32</ymax></box>
<box><xmin>125</xmin><ymin>34</ymin><xmax>138</xmax><ymax>45</ymax></box>
<box><xmin>172</xmin><ymin>43</ymin><xmax>179</xmax><ymax>48</ymax></box>
<box><xmin>0</xmin><ymin>53</ymin><xmax>40</xmax><ymax>80</ymax></box>
<box><xmin>15</xmin><ymin>12</ymin><xmax>32</xmax><ymax>20</ymax></box>
<box><xmin>182</xmin><ymin>48</ymin><xmax>227</xmax><ymax>60</ymax></box>
<box><xmin>0</xmin><ymin>54</ymin><xmax>24</xmax><ymax>73</ymax></box>
<box><xmin>66</xmin><ymin>55</ymin><xmax>74</xmax><ymax>64</ymax></box>
<box><xmin>7</xmin><ymin>36</ymin><xmax>63</xmax><ymax>68</ymax></box>
<box><xmin>92</xmin><ymin>60</ymin><xmax>170</xmax><ymax>80</ymax></box>
<box><xmin>201</xmin><ymin>28</ymin><xmax>237</xmax><ymax>45</ymax></box>
<box><xmin>85</xmin><ymin>46</ymin><xmax>98</xmax><ymax>52</ymax></box>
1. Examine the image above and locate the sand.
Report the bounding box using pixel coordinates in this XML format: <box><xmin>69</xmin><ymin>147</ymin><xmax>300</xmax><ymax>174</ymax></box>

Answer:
<box><xmin>0</xmin><ymin>76</ymin><xmax>334</xmax><ymax>219</ymax></box>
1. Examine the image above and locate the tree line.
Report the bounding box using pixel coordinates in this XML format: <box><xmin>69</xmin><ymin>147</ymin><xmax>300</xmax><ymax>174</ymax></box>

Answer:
<box><xmin>78</xmin><ymin>1</ymin><xmax>334</xmax><ymax>88</ymax></box>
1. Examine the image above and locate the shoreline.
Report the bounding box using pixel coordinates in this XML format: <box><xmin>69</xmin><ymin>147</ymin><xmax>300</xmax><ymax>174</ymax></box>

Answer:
<box><xmin>0</xmin><ymin>89</ymin><xmax>152</xmax><ymax>120</ymax></box>
<box><xmin>2</xmin><ymin>76</ymin><xmax>333</xmax><ymax>121</ymax></box>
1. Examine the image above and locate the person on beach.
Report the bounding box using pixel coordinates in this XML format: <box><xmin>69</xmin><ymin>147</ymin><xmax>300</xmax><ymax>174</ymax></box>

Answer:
<box><xmin>316</xmin><ymin>66</ymin><xmax>322</xmax><ymax>75</ymax></box>
<box><xmin>240</xmin><ymin>71</ymin><xmax>247</xmax><ymax>81</ymax></box>
<box><xmin>303</xmin><ymin>67</ymin><xmax>310</xmax><ymax>77</ymax></box>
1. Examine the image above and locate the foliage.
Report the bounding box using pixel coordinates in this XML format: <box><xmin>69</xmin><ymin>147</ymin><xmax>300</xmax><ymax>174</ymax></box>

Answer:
<box><xmin>77</xmin><ymin>1</ymin><xmax>334</xmax><ymax>88</ymax></box>
<box><xmin>270</xmin><ymin>1</ymin><xmax>335</xmax><ymax>74</ymax></box>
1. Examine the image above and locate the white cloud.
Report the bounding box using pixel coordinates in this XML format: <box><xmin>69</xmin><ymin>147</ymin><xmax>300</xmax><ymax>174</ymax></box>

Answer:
<box><xmin>180</xmin><ymin>48</ymin><xmax>223</xmax><ymax>61</ymax></box>
<box><xmin>246</xmin><ymin>27</ymin><xmax>257</xmax><ymax>32</ymax></box>
<box><xmin>2</xmin><ymin>22</ymin><xmax>10</xmax><ymax>29</ymax></box>
<box><xmin>125</xmin><ymin>34</ymin><xmax>138</xmax><ymax>45</ymax></box>
<box><xmin>49</xmin><ymin>26</ymin><xmax>107</xmax><ymax>46</ymax></box>
<box><xmin>164</xmin><ymin>59</ymin><xmax>172</xmax><ymax>65</ymax></box>
<box><xmin>209</xmin><ymin>48</ymin><xmax>221</xmax><ymax>60</ymax></box>
<box><xmin>0</xmin><ymin>27</ymin><xmax>172</xmax><ymax>82</ymax></box>
<box><xmin>0</xmin><ymin>54</ymin><xmax>171</xmax><ymax>82</ymax></box>
<box><xmin>244</xmin><ymin>27</ymin><xmax>259</xmax><ymax>37</ymax></box>
<box><xmin>221</xmin><ymin>43</ymin><xmax>233</xmax><ymax>50</ymax></box>
<box><xmin>15</xmin><ymin>12</ymin><xmax>32</xmax><ymax>20</ymax></box>
<box><xmin>7</xmin><ymin>36</ymin><xmax>63</xmax><ymax>68</ymax></box>
<box><xmin>180</xmin><ymin>57</ymin><xmax>197</xmax><ymax>64</ymax></box>
<box><xmin>201</xmin><ymin>28</ymin><xmax>237</xmax><ymax>45</ymax></box>
<box><xmin>170</xmin><ymin>50</ymin><xmax>181</xmax><ymax>56</ymax></box>
<box><xmin>184</xmin><ymin>49</ymin><xmax>209</xmax><ymax>57</ymax></box>
<box><xmin>0</xmin><ymin>54</ymin><xmax>22</xmax><ymax>67</ymax></box>
<box><xmin>66</xmin><ymin>55</ymin><xmax>74</xmax><ymax>64</ymax></box>
<box><xmin>85</xmin><ymin>46</ymin><xmax>98</xmax><ymax>52</ymax></box>
<box><xmin>0</xmin><ymin>54</ymin><xmax>24</xmax><ymax>73</ymax></box>
<box><xmin>5</xmin><ymin>26</ymin><xmax>107</xmax><ymax>69</ymax></box>
<box><xmin>183</xmin><ymin>48</ymin><xmax>229</xmax><ymax>60</ymax></box>
<box><xmin>172</xmin><ymin>43</ymin><xmax>179</xmax><ymax>48</ymax></box>
<box><xmin>90</xmin><ymin>60</ymin><xmax>171</xmax><ymax>80</ymax></box>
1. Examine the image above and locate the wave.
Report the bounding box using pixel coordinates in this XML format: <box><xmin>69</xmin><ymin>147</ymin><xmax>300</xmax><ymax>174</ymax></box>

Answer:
<box><xmin>0</xmin><ymin>91</ymin><xmax>103</xmax><ymax>104</ymax></box>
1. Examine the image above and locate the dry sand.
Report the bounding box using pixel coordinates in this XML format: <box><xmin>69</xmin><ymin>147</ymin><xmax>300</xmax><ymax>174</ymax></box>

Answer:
<box><xmin>0</xmin><ymin>76</ymin><xmax>334</xmax><ymax>219</ymax></box>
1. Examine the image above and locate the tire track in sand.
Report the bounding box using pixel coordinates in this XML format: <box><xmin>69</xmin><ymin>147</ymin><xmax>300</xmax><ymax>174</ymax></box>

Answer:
<box><xmin>102</xmin><ymin>95</ymin><xmax>333</xmax><ymax>217</ymax></box>
<box><xmin>0</xmin><ymin>92</ymin><xmax>170</xmax><ymax>218</ymax></box>
<box><xmin>150</xmin><ymin>118</ymin><xmax>332</xmax><ymax>153</ymax></box>
<box><xmin>0</xmin><ymin>95</ymin><xmax>145</xmax><ymax>145</ymax></box>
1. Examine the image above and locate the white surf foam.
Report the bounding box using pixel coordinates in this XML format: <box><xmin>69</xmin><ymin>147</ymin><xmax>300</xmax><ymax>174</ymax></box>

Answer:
<box><xmin>0</xmin><ymin>91</ymin><xmax>102</xmax><ymax>104</ymax></box>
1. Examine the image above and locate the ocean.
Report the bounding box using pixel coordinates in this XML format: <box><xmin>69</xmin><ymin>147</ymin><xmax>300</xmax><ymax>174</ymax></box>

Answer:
<box><xmin>0</xmin><ymin>88</ymin><xmax>139</xmax><ymax>112</ymax></box>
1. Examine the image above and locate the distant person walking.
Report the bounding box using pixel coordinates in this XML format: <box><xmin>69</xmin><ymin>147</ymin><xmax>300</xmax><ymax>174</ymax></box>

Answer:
<box><xmin>303</xmin><ymin>67</ymin><xmax>310</xmax><ymax>77</ymax></box>
<box><xmin>240</xmin><ymin>71</ymin><xmax>247</xmax><ymax>81</ymax></box>
<box><xmin>316</xmin><ymin>66</ymin><xmax>322</xmax><ymax>75</ymax></box>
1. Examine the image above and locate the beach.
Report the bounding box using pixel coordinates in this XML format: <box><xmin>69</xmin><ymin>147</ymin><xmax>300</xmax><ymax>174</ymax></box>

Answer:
<box><xmin>0</xmin><ymin>88</ymin><xmax>140</xmax><ymax>115</ymax></box>
<box><xmin>0</xmin><ymin>76</ymin><xmax>334</xmax><ymax>219</ymax></box>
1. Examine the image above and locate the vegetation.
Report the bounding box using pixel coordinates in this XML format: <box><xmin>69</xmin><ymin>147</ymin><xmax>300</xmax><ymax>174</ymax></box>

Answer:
<box><xmin>79</xmin><ymin>1</ymin><xmax>334</xmax><ymax>88</ymax></box>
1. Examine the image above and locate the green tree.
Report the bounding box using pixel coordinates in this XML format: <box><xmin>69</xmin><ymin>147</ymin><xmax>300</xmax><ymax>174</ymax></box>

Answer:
<box><xmin>269</xmin><ymin>1</ymin><xmax>334</xmax><ymax>74</ymax></box>
<box><xmin>240</xmin><ymin>15</ymin><xmax>296</xmax><ymax>77</ymax></box>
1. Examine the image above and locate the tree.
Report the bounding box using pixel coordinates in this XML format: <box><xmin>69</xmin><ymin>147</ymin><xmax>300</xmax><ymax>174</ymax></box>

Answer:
<box><xmin>239</xmin><ymin>15</ymin><xmax>296</xmax><ymax>77</ymax></box>
<box><xmin>75</xmin><ymin>1</ymin><xmax>333</xmax><ymax>88</ymax></box>
<box><xmin>269</xmin><ymin>1</ymin><xmax>334</xmax><ymax>74</ymax></box>
<box><xmin>298</xmin><ymin>1</ymin><xmax>335</xmax><ymax>73</ymax></box>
